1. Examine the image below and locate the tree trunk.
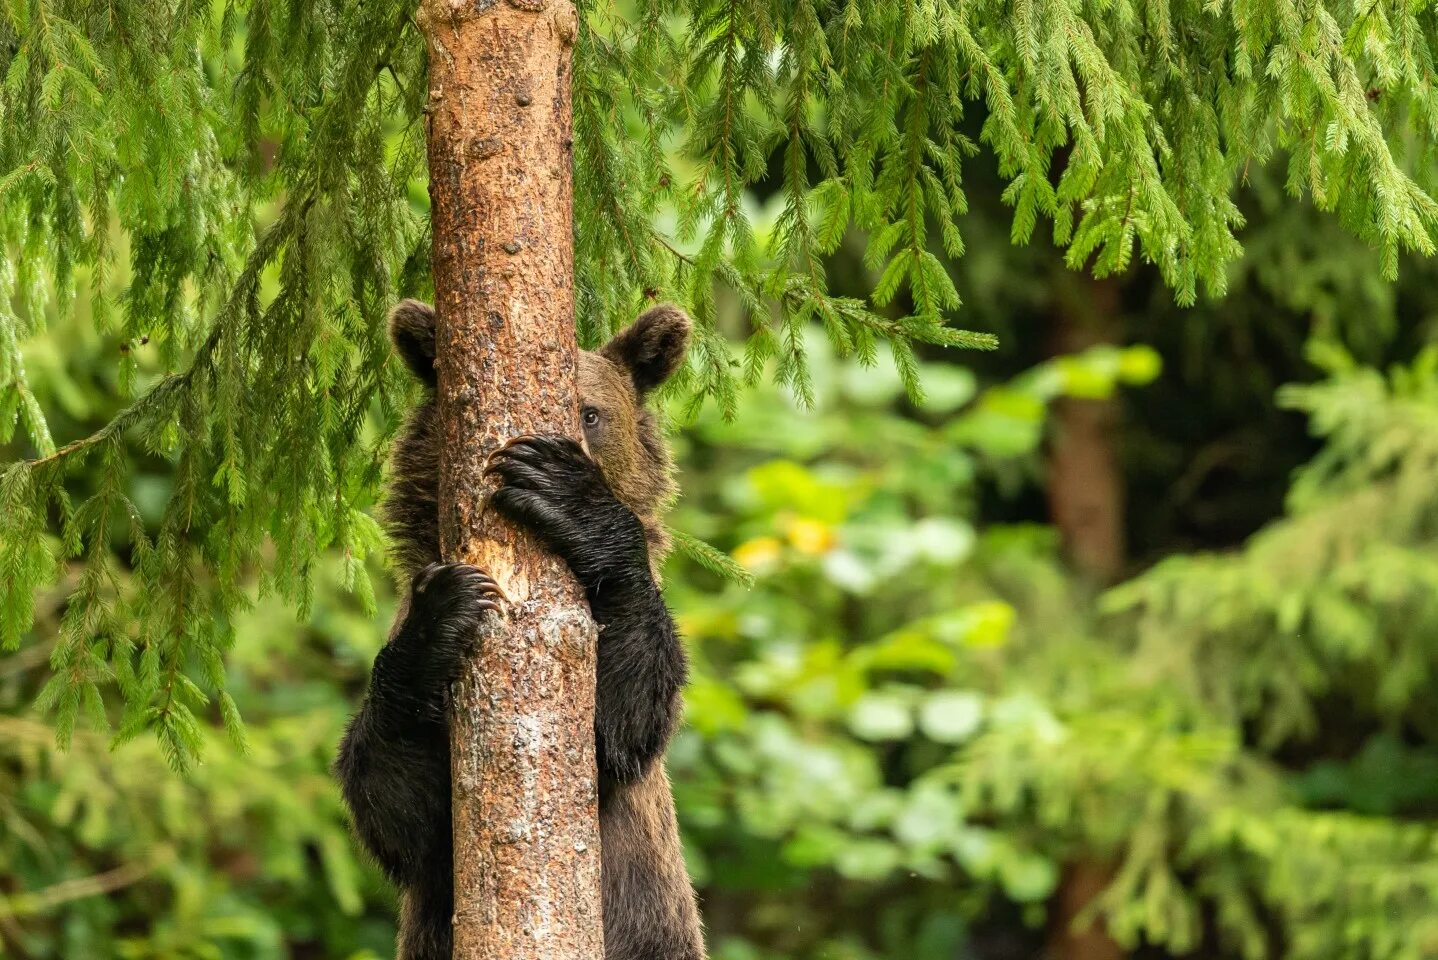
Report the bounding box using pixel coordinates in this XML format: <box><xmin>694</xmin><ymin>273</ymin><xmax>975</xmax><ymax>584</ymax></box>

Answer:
<box><xmin>1048</xmin><ymin>860</ymin><xmax>1124</xmax><ymax>960</ymax></box>
<box><xmin>417</xmin><ymin>3</ymin><xmax>603</xmax><ymax>959</ymax></box>
<box><xmin>1045</xmin><ymin>275</ymin><xmax>1124</xmax><ymax>960</ymax></box>
<box><xmin>1046</xmin><ymin>276</ymin><xmax>1126</xmax><ymax>586</ymax></box>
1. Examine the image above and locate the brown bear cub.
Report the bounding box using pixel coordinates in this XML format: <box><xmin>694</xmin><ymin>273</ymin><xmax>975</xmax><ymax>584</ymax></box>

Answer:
<box><xmin>336</xmin><ymin>300</ymin><xmax>705</xmax><ymax>960</ymax></box>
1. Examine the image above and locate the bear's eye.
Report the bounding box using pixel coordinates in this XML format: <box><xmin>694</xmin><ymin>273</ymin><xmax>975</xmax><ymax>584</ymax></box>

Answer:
<box><xmin>582</xmin><ymin>407</ymin><xmax>601</xmax><ymax>428</ymax></box>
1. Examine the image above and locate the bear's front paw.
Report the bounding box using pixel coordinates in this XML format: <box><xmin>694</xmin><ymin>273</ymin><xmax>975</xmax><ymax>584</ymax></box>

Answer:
<box><xmin>373</xmin><ymin>562</ymin><xmax>504</xmax><ymax>724</ymax></box>
<box><xmin>413</xmin><ymin>561</ymin><xmax>506</xmax><ymax>620</ymax></box>
<box><xmin>485</xmin><ymin>435</ymin><xmax>646</xmax><ymax>583</ymax></box>
<box><xmin>409</xmin><ymin>561</ymin><xmax>504</xmax><ymax>668</ymax></box>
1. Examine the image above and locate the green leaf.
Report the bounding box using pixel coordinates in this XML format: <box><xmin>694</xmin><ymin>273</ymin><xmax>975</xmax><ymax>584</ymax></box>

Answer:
<box><xmin>919</xmin><ymin>691</ymin><xmax>984</xmax><ymax>743</ymax></box>
<box><xmin>671</xmin><ymin>529</ymin><xmax>756</xmax><ymax>588</ymax></box>
<box><xmin>848</xmin><ymin>692</ymin><xmax>914</xmax><ymax>741</ymax></box>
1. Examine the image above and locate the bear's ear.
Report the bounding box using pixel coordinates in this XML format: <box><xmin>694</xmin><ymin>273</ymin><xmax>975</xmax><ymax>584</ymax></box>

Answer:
<box><xmin>389</xmin><ymin>299</ymin><xmax>437</xmax><ymax>386</ymax></box>
<box><xmin>601</xmin><ymin>304</ymin><xmax>692</xmax><ymax>396</ymax></box>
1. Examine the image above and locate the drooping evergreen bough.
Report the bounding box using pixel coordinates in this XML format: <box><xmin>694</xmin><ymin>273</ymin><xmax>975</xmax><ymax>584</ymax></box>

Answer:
<box><xmin>5</xmin><ymin>0</ymin><xmax>1438</xmax><ymax>769</ymax></box>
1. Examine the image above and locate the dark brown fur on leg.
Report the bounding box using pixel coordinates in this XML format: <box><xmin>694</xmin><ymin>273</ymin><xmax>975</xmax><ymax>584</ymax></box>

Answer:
<box><xmin>602</xmin><ymin>766</ymin><xmax>705</xmax><ymax>960</ymax></box>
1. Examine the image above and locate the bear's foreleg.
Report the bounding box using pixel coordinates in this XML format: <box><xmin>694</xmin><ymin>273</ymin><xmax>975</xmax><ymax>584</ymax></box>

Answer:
<box><xmin>485</xmin><ymin>435</ymin><xmax>688</xmax><ymax>791</ymax></box>
<box><xmin>336</xmin><ymin>561</ymin><xmax>501</xmax><ymax>959</ymax></box>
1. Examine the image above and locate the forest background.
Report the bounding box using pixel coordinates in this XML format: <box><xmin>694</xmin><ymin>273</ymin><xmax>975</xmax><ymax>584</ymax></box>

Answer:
<box><xmin>2</xmin><ymin>2</ymin><xmax>1438</xmax><ymax>959</ymax></box>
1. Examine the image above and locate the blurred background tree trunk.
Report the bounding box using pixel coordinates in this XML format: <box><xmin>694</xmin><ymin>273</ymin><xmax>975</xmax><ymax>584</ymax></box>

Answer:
<box><xmin>1045</xmin><ymin>274</ymin><xmax>1125</xmax><ymax>960</ymax></box>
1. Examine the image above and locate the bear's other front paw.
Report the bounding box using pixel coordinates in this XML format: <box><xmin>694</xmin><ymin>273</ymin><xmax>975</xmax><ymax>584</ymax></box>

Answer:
<box><xmin>404</xmin><ymin>561</ymin><xmax>505</xmax><ymax>682</ymax></box>
<box><xmin>484</xmin><ymin>435</ymin><xmax>646</xmax><ymax>583</ymax></box>
<box><xmin>371</xmin><ymin>562</ymin><xmax>504</xmax><ymax>726</ymax></box>
<box><xmin>413</xmin><ymin>560</ymin><xmax>506</xmax><ymax>619</ymax></box>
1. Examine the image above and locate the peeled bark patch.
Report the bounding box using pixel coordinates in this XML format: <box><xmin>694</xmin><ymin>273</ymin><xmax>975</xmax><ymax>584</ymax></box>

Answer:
<box><xmin>417</xmin><ymin>1</ymin><xmax>602</xmax><ymax>958</ymax></box>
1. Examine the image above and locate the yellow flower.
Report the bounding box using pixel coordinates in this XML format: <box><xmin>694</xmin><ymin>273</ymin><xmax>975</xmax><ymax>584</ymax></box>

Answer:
<box><xmin>733</xmin><ymin>536</ymin><xmax>784</xmax><ymax>573</ymax></box>
<box><xmin>786</xmin><ymin>517</ymin><xmax>836</xmax><ymax>555</ymax></box>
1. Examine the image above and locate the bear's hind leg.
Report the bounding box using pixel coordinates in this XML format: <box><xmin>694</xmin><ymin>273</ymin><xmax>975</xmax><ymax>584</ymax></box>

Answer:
<box><xmin>398</xmin><ymin>874</ymin><xmax>455</xmax><ymax>960</ymax></box>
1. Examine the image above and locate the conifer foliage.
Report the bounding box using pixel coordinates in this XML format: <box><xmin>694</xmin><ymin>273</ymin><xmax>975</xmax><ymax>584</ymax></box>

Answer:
<box><xmin>3</xmin><ymin>0</ymin><xmax>1438</xmax><ymax>767</ymax></box>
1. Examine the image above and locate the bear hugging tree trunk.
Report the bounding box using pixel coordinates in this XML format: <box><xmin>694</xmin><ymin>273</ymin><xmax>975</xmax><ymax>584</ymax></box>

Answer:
<box><xmin>334</xmin><ymin>300</ymin><xmax>706</xmax><ymax>960</ymax></box>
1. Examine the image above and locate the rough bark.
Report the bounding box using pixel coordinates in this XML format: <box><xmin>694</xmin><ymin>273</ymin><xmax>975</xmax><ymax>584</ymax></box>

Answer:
<box><xmin>1045</xmin><ymin>275</ymin><xmax>1125</xmax><ymax>960</ymax></box>
<box><xmin>417</xmin><ymin>2</ymin><xmax>603</xmax><ymax>959</ymax></box>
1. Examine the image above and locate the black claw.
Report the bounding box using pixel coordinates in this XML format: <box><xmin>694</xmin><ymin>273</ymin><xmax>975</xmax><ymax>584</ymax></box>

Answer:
<box><xmin>370</xmin><ymin>561</ymin><xmax>509</xmax><ymax>726</ymax></box>
<box><xmin>483</xmin><ymin>434</ymin><xmax>541</xmax><ymax>473</ymax></box>
<box><xmin>411</xmin><ymin>561</ymin><xmax>508</xmax><ymax>610</ymax></box>
<box><xmin>486</xmin><ymin>436</ymin><xmax>588</xmax><ymax>476</ymax></box>
<box><xmin>474</xmin><ymin>578</ymin><xmax>507</xmax><ymax>600</ymax></box>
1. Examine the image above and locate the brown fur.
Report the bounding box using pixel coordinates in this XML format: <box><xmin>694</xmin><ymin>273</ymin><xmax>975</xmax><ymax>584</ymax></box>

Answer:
<box><xmin>602</xmin><ymin>765</ymin><xmax>705</xmax><ymax>959</ymax></box>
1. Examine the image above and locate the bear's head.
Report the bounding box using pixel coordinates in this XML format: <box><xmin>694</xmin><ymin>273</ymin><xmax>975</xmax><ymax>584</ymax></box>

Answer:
<box><xmin>388</xmin><ymin>299</ymin><xmax>690</xmax><ymax>535</ymax></box>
